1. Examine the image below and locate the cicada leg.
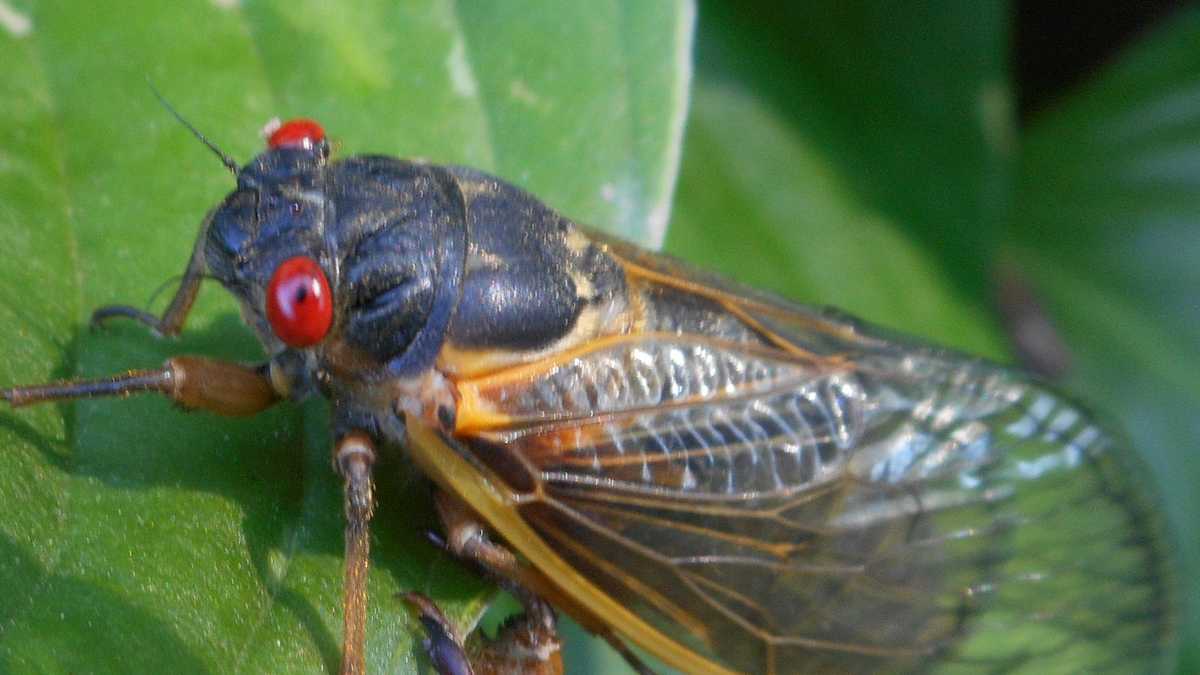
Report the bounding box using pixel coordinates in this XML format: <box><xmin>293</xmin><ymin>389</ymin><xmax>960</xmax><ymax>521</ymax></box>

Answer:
<box><xmin>1</xmin><ymin>356</ymin><xmax>278</xmax><ymax>416</ymax></box>
<box><xmin>400</xmin><ymin>490</ymin><xmax>562</xmax><ymax>675</ymax></box>
<box><xmin>415</xmin><ymin>491</ymin><xmax>657</xmax><ymax>675</ymax></box>
<box><xmin>90</xmin><ymin>215</ymin><xmax>209</xmax><ymax>337</ymax></box>
<box><xmin>2</xmin><ymin>221</ymin><xmax>281</xmax><ymax>415</ymax></box>
<box><xmin>333</xmin><ymin>432</ymin><xmax>377</xmax><ymax>675</ymax></box>
<box><xmin>403</xmin><ymin>589</ymin><xmax>565</xmax><ymax>675</ymax></box>
<box><xmin>401</xmin><ymin>592</ymin><xmax>477</xmax><ymax>675</ymax></box>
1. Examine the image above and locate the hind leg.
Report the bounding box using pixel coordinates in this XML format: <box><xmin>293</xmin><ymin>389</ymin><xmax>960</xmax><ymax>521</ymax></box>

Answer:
<box><xmin>408</xmin><ymin>490</ymin><xmax>658</xmax><ymax>675</ymax></box>
<box><xmin>403</xmin><ymin>589</ymin><xmax>562</xmax><ymax>675</ymax></box>
<box><xmin>405</xmin><ymin>490</ymin><xmax>563</xmax><ymax>675</ymax></box>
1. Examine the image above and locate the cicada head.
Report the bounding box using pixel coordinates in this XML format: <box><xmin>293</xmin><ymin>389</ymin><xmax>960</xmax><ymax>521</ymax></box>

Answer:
<box><xmin>203</xmin><ymin>119</ymin><xmax>466</xmax><ymax>392</ymax></box>
<box><xmin>204</xmin><ymin>120</ymin><xmax>338</xmax><ymax>357</ymax></box>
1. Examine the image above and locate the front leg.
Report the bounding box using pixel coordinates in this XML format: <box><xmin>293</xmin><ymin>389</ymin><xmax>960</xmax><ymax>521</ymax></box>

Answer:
<box><xmin>2</xmin><ymin>355</ymin><xmax>278</xmax><ymax>416</ymax></box>
<box><xmin>90</xmin><ymin>215</ymin><xmax>211</xmax><ymax>337</ymax></box>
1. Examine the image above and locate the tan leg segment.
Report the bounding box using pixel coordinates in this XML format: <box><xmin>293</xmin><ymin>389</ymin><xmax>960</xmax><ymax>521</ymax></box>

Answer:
<box><xmin>434</xmin><ymin>490</ymin><xmax>522</xmax><ymax>578</ymax></box>
<box><xmin>335</xmin><ymin>432</ymin><xmax>377</xmax><ymax>675</ymax></box>
<box><xmin>403</xmin><ymin>590</ymin><xmax>565</xmax><ymax>675</ymax></box>
<box><xmin>420</xmin><ymin>490</ymin><xmax>563</xmax><ymax>675</ymax></box>
<box><xmin>2</xmin><ymin>356</ymin><xmax>278</xmax><ymax>416</ymax></box>
<box><xmin>433</xmin><ymin>491</ymin><xmax>655</xmax><ymax>675</ymax></box>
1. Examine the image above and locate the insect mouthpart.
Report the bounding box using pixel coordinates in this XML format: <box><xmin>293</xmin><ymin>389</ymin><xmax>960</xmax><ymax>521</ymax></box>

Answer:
<box><xmin>266</xmin><ymin>255</ymin><xmax>334</xmax><ymax>347</ymax></box>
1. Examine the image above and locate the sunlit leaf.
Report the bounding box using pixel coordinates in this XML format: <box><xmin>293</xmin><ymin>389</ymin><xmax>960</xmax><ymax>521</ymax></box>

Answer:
<box><xmin>0</xmin><ymin>1</ymin><xmax>692</xmax><ymax>672</ymax></box>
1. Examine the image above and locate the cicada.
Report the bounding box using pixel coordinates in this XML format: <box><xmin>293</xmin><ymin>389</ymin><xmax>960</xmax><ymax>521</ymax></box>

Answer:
<box><xmin>1</xmin><ymin>117</ymin><xmax>1177</xmax><ymax>674</ymax></box>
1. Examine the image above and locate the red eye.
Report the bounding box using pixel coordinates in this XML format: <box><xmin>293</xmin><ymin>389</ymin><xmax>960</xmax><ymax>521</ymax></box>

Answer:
<box><xmin>266</xmin><ymin>256</ymin><xmax>333</xmax><ymax>347</ymax></box>
<box><xmin>267</xmin><ymin>118</ymin><xmax>326</xmax><ymax>151</ymax></box>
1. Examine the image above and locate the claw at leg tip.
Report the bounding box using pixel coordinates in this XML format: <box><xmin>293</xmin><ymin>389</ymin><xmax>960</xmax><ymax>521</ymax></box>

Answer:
<box><xmin>400</xmin><ymin>592</ymin><xmax>474</xmax><ymax>675</ymax></box>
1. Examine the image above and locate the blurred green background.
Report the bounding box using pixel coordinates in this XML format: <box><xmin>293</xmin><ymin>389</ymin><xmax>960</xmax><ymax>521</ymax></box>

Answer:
<box><xmin>0</xmin><ymin>1</ymin><xmax>1196</xmax><ymax>672</ymax></box>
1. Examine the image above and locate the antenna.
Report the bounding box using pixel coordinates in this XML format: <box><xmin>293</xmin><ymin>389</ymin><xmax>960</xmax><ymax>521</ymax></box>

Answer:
<box><xmin>148</xmin><ymin>81</ymin><xmax>240</xmax><ymax>175</ymax></box>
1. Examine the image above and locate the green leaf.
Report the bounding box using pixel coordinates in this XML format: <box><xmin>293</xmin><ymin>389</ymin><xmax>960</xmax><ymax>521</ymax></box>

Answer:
<box><xmin>668</xmin><ymin>82</ymin><xmax>1007</xmax><ymax>358</ymax></box>
<box><xmin>1012</xmin><ymin>10</ymin><xmax>1200</xmax><ymax>671</ymax></box>
<box><xmin>670</xmin><ymin>0</ymin><xmax>1187</xmax><ymax>671</ymax></box>
<box><xmin>688</xmin><ymin>0</ymin><xmax>1013</xmax><ymax>304</ymax></box>
<box><xmin>672</xmin><ymin>0</ymin><xmax>1009</xmax><ymax>357</ymax></box>
<box><xmin>0</xmin><ymin>1</ymin><xmax>692</xmax><ymax>673</ymax></box>
<box><xmin>5</xmin><ymin>0</ymin><xmax>1193</xmax><ymax>673</ymax></box>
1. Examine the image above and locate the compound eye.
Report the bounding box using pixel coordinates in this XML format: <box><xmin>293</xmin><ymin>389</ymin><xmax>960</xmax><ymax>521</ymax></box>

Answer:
<box><xmin>266</xmin><ymin>256</ymin><xmax>333</xmax><ymax>347</ymax></box>
<box><xmin>267</xmin><ymin>118</ymin><xmax>326</xmax><ymax>151</ymax></box>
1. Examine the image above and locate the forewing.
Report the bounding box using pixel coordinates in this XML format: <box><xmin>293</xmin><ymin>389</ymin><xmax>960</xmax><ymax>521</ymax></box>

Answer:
<box><xmin>447</xmin><ymin>245</ymin><xmax>1176</xmax><ymax>674</ymax></box>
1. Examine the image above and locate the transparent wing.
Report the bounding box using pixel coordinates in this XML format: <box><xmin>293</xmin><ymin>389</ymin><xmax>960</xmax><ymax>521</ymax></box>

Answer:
<box><xmin>447</xmin><ymin>244</ymin><xmax>1176</xmax><ymax>674</ymax></box>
